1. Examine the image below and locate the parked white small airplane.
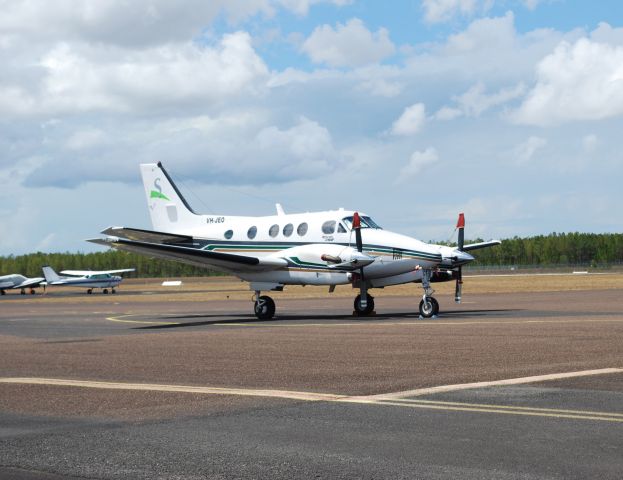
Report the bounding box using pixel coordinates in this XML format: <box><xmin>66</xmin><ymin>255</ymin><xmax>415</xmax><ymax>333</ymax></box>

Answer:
<box><xmin>0</xmin><ymin>274</ymin><xmax>45</xmax><ymax>295</ymax></box>
<box><xmin>42</xmin><ymin>266</ymin><xmax>135</xmax><ymax>294</ymax></box>
<box><xmin>90</xmin><ymin>163</ymin><xmax>500</xmax><ymax>319</ymax></box>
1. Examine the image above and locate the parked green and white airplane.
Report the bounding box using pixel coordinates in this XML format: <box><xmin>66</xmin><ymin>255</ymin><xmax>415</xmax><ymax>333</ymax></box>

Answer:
<box><xmin>91</xmin><ymin>163</ymin><xmax>499</xmax><ymax>319</ymax></box>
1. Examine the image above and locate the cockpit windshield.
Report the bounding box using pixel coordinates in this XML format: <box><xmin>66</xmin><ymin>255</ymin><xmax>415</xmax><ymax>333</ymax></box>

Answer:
<box><xmin>342</xmin><ymin>216</ymin><xmax>382</xmax><ymax>230</ymax></box>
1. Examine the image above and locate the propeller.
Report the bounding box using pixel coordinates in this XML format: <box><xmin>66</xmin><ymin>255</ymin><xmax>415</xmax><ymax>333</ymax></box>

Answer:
<box><xmin>353</xmin><ymin>212</ymin><xmax>367</xmax><ymax>308</ymax></box>
<box><xmin>455</xmin><ymin>213</ymin><xmax>465</xmax><ymax>303</ymax></box>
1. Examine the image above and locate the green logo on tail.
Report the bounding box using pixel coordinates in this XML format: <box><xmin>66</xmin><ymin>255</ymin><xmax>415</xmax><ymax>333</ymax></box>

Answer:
<box><xmin>150</xmin><ymin>190</ymin><xmax>170</xmax><ymax>201</ymax></box>
<box><xmin>151</xmin><ymin>178</ymin><xmax>170</xmax><ymax>201</ymax></box>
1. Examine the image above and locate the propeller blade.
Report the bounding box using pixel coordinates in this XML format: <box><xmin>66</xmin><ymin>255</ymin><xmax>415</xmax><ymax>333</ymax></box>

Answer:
<box><xmin>353</xmin><ymin>212</ymin><xmax>363</xmax><ymax>253</ymax></box>
<box><xmin>454</xmin><ymin>266</ymin><xmax>463</xmax><ymax>303</ymax></box>
<box><xmin>456</xmin><ymin>213</ymin><xmax>465</xmax><ymax>251</ymax></box>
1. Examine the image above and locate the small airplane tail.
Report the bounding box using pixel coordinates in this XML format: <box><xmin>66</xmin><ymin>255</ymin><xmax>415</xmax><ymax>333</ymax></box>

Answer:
<box><xmin>42</xmin><ymin>266</ymin><xmax>61</xmax><ymax>283</ymax></box>
<box><xmin>140</xmin><ymin>163</ymin><xmax>199</xmax><ymax>231</ymax></box>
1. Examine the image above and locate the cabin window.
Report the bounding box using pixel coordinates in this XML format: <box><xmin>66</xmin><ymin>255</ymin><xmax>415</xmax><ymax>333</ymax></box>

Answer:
<box><xmin>337</xmin><ymin>223</ymin><xmax>347</xmax><ymax>233</ymax></box>
<box><xmin>297</xmin><ymin>222</ymin><xmax>308</xmax><ymax>236</ymax></box>
<box><xmin>247</xmin><ymin>226</ymin><xmax>257</xmax><ymax>239</ymax></box>
<box><xmin>283</xmin><ymin>223</ymin><xmax>293</xmax><ymax>237</ymax></box>
<box><xmin>322</xmin><ymin>220</ymin><xmax>336</xmax><ymax>234</ymax></box>
<box><xmin>224</xmin><ymin>230</ymin><xmax>234</xmax><ymax>239</ymax></box>
<box><xmin>269</xmin><ymin>224</ymin><xmax>279</xmax><ymax>237</ymax></box>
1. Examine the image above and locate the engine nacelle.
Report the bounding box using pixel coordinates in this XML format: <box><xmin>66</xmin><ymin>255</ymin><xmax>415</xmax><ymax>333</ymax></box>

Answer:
<box><xmin>274</xmin><ymin>244</ymin><xmax>374</xmax><ymax>270</ymax></box>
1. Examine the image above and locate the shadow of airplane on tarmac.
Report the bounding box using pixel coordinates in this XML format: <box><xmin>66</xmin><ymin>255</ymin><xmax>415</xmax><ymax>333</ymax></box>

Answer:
<box><xmin>134</xmin><ymin>308</ymin><xmax>522</xmax><ymax>330</ymax></box>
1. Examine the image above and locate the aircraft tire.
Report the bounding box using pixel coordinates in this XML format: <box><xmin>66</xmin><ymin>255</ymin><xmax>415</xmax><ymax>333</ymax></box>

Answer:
<box><xmin>87</xmin><ymin>289</ymin><xmax>93</xmax><ymax>294</ymax></box>
<box><xmin>20</xmin><ymin>289</ymin><xmax>25</xmax><ymax>295</ymax></box>
<box><xmin>112</xmin><ymin>288</ymin><xmax>116</xmax><ymax>294</ymax></box>
<box><xmin>30</xmin><ymin>289</ymin><xmax>35</xmax><ymax>295</ymax></box>
<box><xmin>354</xmin><ymin>294</ymin><xmax>375</xmax><ymax>316</ymax></box>
<box><xmin>103</xmin><ymin>289</ymin><xmax>109</xmax><ymax>294</ymax></box>
<box><xmin>419</xmin><ymin>297</ymin><xmax>439</xmax><ymax>318</ymax></box>
<box><xmin>254</xmin><ymin>295</ymin><xmax>275</xmax><ymax>320</ymax></box>
<box><xmin>0</xmin><ymin>290</ymin><xmax>5</xmax><ymax>295</ymax></box>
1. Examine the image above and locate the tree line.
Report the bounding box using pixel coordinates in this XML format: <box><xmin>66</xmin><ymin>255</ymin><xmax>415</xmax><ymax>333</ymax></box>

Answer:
<box><xmin>462</xmin><ymin>232</ymin><xmax>623</xmax><ymax>268</ymax></box>
<box><xmin>1</xmin><ymin>232</ymin><xmax>623</xmax><ymax>277</ymax></box>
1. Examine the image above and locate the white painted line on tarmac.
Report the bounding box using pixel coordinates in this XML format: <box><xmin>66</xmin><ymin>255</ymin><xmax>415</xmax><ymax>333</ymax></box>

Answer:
<box><xmin>361</xmin><ymin>368</ymin><xmax>623</xmax><ymax>400</ymax></box>
<box><xmin>2</xmin><ymin>374</ymin><xmax>623</xmax><ymax>423</ymax></box>
<box><xmin>0</xmin><ymin>377</ymin><xmax>346</xmax><ymax>402</ymax></box>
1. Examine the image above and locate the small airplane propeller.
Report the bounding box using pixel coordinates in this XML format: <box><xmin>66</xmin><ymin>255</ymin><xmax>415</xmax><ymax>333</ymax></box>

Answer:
<box><xmin>352</xmin><ymin>212</ymin><xmax>368</xmax><ymax>308</ymax></box>
<box><xmin>455</xmin><ymin>213</ymin><xmax>465</xmax><ymax>303</ymax></box>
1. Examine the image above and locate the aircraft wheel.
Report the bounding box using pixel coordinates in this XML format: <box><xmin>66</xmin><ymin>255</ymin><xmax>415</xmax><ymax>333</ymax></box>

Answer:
<box><xmin>419</xmin><ymin>297</ymin><xmax>439</xmax><ymax>318</ymax></box>
<box><xmin>0</xmin><ymin>290</ymin><xmax>5</xmax><ymax>296</ymax></box>
<box><xmin>20</xmin><ymin>289</ymin><xmax>26</xmax><ymax>295</ymax></box>
<box><xmin>354</xmin><ymin>294</ymin><xmax>375</xmax><ymax>316</ymax></box>
<box><xmin>87</xmin><ymin>289</ymin><xmax>93</xmax><ymax>294</ymax></box>
<box><xmin>30</xmin><ymin>289</ymin><xmax>35</xmax><ymax>295</ymax></box>
<box><xmin>112</xmin><ymin>288</ymin><xmax>116</xmax><ymax>294</ymax></box>
<box><xmin>103</xmin><ymin>289</ymin><xmax>109</xmax><ymax>294</ymax></box>
<box><xmin>254</xmin><ymin>295</ymin><xmax>275</xmax><ymax>320</ymax></box>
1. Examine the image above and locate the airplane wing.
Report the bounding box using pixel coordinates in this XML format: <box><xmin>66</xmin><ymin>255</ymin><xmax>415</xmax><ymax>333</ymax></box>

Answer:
<box><xmin>463</xmin><ymin>240</ymin><xmax>502</xmax><ymax>251</ymax></box>
<box><xmin>61</xmin><ymin>269</ymin><xmax>136</xmax><ymax>276</ymax></box>
<box><xmin>18</xmin><ymin>277</ymin><xmax>45</xmax><ymax>287</ymax></box>
<box><xmin>88</xmin><ymin>234</ymin><xmax>287</xmax><ymax>273</ymax></box>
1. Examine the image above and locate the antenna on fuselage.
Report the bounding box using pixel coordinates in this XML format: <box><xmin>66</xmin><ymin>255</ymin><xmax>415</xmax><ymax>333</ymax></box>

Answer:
<box><xmin>276</xmin><ymin>203</ymin><xmax>285</xmax><ymax>216</ymax></box>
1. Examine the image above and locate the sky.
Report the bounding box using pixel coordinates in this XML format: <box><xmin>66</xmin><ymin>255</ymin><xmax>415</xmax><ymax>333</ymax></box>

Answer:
<box><xmin>1</xmin><ymin>0</ymin><xmax>623</xmax><ymax>255</ymax></box>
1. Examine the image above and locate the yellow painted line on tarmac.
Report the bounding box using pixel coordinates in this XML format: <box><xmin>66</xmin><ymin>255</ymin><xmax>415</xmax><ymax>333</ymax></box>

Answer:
<box><xmin>2</xmin><ymin>375</ymin><xmax>623</xmax><ymax>423</ymax></box>
<box><xmin>362</xmin><ymin>368</ymin><xmax>623</xmax><ymax>400</ymax></box>
<box><xmin>105</xmin><ymin>314</ymin><xmax>180</xmax><ymax>325</ymax></box>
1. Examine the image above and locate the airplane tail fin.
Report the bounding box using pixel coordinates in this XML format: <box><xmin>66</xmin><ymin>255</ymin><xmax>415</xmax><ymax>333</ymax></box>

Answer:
<box><xmin>42</xmin><ymin>266</ymin><xmax>61</xmax><ymax>283</ymax></box>
<box><xmin>140</xmin><ymin>163</ymin><xmax>199</xmax><ymax>231</ymax></box>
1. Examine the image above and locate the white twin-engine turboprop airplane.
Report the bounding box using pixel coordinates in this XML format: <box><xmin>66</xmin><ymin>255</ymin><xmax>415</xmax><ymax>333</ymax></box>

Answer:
<box><xmin>90</xmin><ymin>163</ymin><xmax>500</xmax><ymax>319</ymax></box>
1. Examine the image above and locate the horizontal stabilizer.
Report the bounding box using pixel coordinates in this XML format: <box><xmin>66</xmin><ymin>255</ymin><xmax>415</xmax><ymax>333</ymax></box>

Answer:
<box><xmin>463</xmin><ymin>240</ymin><xmax>502</xmax><ymax>251</ymax></box>
<box><xmin>101</xmin><ymin>227</ymin><xmax>193</xmax><ymax>245</ymax></box>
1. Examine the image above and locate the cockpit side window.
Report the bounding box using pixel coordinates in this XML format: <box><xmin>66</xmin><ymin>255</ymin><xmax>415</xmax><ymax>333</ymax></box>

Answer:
<box><xmin>337</xmin><ymin>223</ymin><xmax>347</xmax><ymax>233</ymax></box>
<box><xmin>342</xmin><ymin>216</ymin><xmax>382</xmax><ymax>230</ymax></box>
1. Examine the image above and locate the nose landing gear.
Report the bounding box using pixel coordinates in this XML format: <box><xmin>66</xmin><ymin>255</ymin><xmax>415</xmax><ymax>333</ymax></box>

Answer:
<box><xmin>418</xmin><ymin>268</ymin><xmax>439</xmax><ymax>318</ymax></box>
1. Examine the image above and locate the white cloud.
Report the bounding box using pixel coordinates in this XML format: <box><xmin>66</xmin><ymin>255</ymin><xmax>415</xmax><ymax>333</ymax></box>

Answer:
<box><xmin>277</xmin><ymin>0</ymin><xmax>353</xmax><ymax>16</ymax></box>
<box><xmin>390</xmin><ymin>103</ymin><xmax>426</xmax><ymax>136</ymax></box>
<box><xmin>22</xmin><ymin>116</ymin><xmax>346</xmax><ymax>187</ymax></box>
<box><xmin>513</xmin><ymin>136</ymin><xmax>547</xmax><ymax>165</ymax></box>
<box><xmin>422</xmin><ymin>0</ymin><xmax>493</xmax><ymax>24</ymax></box>
<box><xmin>513</xmin><ymin>38</ymin><xmax>623</xmax><ymax>126</ymax></box>
<box><xmin>396</xmin><ymin>147</ymin><xmax>438</xmax><ymax>182</ymax></box>
<box><xmin>0</xmin><ymin>32</ymin><xmax>269</xmax><ymax>117</ymax></box>
<box><xmin>523</xmin><ymin>0</ymin><xmax>541</xmax><ymax>10</ymax></box>
<box><xmin>301</xmin><ymin>18</ymin><xmax>395</xmax><ymax>67</ymax></box>
<box><xmin>435</xmin><ymin>82</ymin><xmax>526</xmax><ymax>119</ymax></box>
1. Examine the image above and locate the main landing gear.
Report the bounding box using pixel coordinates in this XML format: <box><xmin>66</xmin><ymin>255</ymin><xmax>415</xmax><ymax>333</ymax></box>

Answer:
<box><xmin>254</xmin><ymin>291</ymin><xmax>276</xmax><ymax>320</ymax></box>
<box><xmin>354</xmin><ymin>293</ymin><xmax>375</xmax><ymax>316</ymax></box>
<box><xmin>418</xmin><ymin>268</ymin><xmax>439</xmax><ymax>318</ymax></box>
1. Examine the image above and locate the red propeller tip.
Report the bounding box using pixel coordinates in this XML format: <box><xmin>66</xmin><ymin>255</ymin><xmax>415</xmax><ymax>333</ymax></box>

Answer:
<box><xmin>353</xmin><ymin>212</ymin><xmax>361</xmax><ymax>229</ymax></box>
<box><xmin>456</xmin><ymin>213</ymin><xmax>465</xmax><ymax>229</ymax></box>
